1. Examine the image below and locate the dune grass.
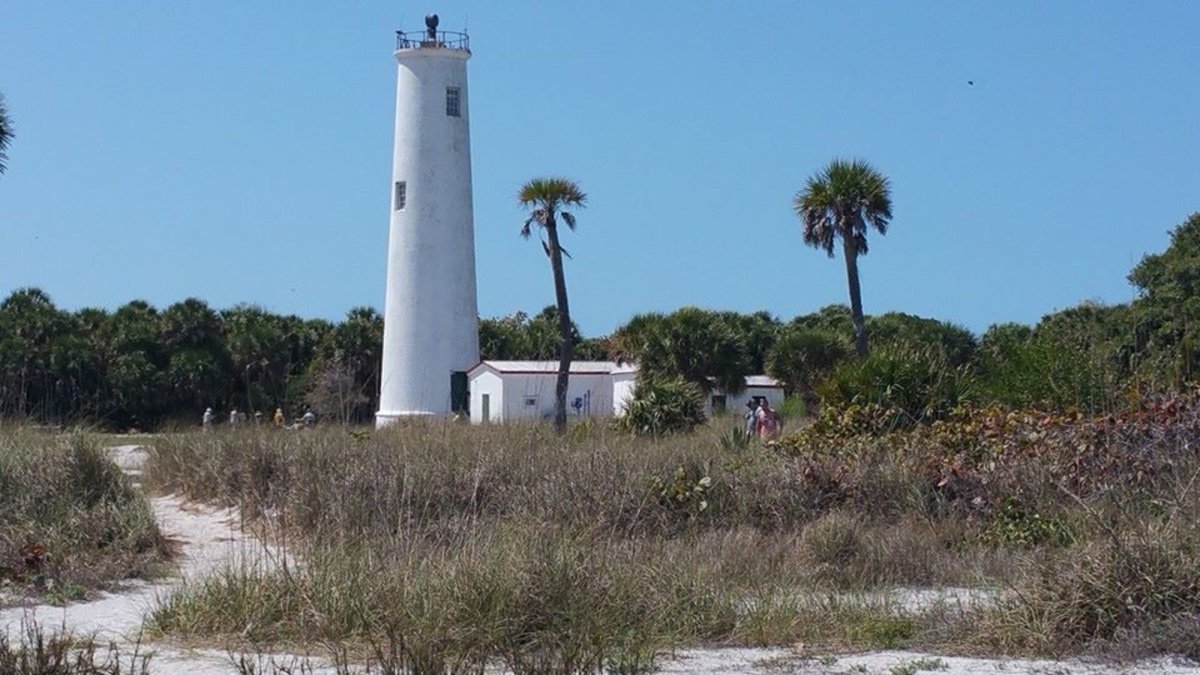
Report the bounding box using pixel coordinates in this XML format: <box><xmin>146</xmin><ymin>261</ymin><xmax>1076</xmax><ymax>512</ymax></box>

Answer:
<box><xmin>0</xmin><ymin>620</ymin><xmax>151</xmax><ymax>675</ymax></box>
<box><xmin>0</xmin><ymin>430</ymin><xmax>171</xmax><ymax>605</ymax></box>
<box><xmin>139</xmin><ymin>410</ymin><xmax>1200</xmax><ymax>669</ymax></box>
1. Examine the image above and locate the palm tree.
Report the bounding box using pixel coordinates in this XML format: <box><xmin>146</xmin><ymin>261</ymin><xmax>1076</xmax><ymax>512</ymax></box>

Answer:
<box><xmin>519</xmin><ymin>177</ymin><xmax>586</xmax><ymax>432</ymax></box>
<box><xmin>794</xmin><ymin>159</ymin><xmax>893</xmax><ymax>358</ymax></box>
<box><xmin>0</xmin><ymin>93</ymin><xmax>13</xmax><ymax>176</ymax></box>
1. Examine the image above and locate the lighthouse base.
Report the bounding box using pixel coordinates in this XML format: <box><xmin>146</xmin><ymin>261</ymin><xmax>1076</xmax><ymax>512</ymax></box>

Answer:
<box><xmin>374</xmin><ymin>410</ymin><xmax>442</xmax><ymax>429</ymax></box>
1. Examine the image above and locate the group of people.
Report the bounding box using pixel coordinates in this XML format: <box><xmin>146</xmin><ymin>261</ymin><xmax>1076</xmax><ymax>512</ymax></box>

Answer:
<box><xmin>202</xmin><ymin>406</ymin><xmax>315</xmax><ymax>431</ymax></box>
<box><xmin>744</xmin><ymin>397</ymin><xmax>783</xmax><ymax>440</ymax></box>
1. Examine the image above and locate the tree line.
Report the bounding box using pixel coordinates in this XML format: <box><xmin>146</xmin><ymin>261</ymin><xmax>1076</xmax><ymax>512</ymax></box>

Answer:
<box><xmin>8</xmin><ymin>198</ymin><xmax>1197</xmax><ymax>431</ymax></box>
<box><xmin>0</xmin><ymin>285</ymin><xmax>970</xmax><ymax>429</ymax></box>
<box><xmin>0</xmin><ymin>292</ymin><xmax>382</xmax><ymax>428</ymax></box>
<box><xmin>3</xmin><ymin>103</ymin><xmax>1196</xmax><ymax>430</ymax></box>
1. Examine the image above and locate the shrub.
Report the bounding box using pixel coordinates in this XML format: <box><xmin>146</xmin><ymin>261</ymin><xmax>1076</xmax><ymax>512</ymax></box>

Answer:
<box><xmin>983</xmin><ymin>518</ymin><xmax>1200</xmax><ymax>653</ymax></box>
<box><xmin>766</xmin><ymin>328</ymin><xmax>848</xmax><ymax>398</ymax></box>
<box><xmin>979</xmin><ymin>331</ymin><xmax>1114</xmax><ymax>413</ymax></box>
<box><xmin>618</xmin><ymin>378</ymin><xmax>706</xmax><ymax>436</ymax></box>
<box><xmin>776</xmin><ymin>396</ymin><xmax>806</xmax><ymax>421</ymax></box>
<box><xmin>816</xmin><ymin>345</ymin><xmax>976</xmax><ymax>427</ymax></box>
<box><xmin>142</xmin><ymin>398</ymin><xmax>1200</xmax><ymax>660</ymax></box>
<box><xmin>0</xmin><ymin>431</ymin><xmax>170</xmax><ymax>599</ymax></box>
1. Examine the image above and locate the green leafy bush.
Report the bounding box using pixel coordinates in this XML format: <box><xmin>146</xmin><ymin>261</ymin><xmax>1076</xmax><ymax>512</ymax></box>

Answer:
<box><xmin>618</xmin><ymin>378</ymin><xmax>707</xmax><ymax>436</ymax></box>
<box><xmin>816</xmin><ymin>345</ymin><xmax>976</xmax><ymax>427</ymax></box>
<box><xmin>979</xmin><ymin>325</ymin><xmax>1114</xmax><ymax>413</ymax></box>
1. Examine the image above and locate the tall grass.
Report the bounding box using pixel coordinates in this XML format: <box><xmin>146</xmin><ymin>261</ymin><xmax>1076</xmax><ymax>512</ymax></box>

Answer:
<box><xmin>142</xmin><ymin>407</ymin><xmax>1200</xmax><ymax>664</ymax></box>
<box><xmin>0</xmin><ymin>619</ymin><xmax>150</xmax><ymax>675</ymax></box>
<box><xmin>0</xmin><ymin>430</ymin><xmax>171</xmax><ymax>603</ymax></box>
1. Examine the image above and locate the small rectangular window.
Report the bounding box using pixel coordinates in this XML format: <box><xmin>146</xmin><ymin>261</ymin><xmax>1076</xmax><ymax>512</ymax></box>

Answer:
<box><xmin>446</xmin><ymin>87</ymin><xmax>461</xmax><ymax>117</ymax></box>
<box><xmin>394</xmin><ymin>181</ymin><xmax>406</xmax><ymax>210</ymax></box>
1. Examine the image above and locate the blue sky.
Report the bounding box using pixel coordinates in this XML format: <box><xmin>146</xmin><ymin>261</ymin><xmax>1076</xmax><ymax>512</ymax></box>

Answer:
<box><xmin>1</xmin><ymin>2</ymin><xmax>1198</xmax><ymax>337</ymax></box>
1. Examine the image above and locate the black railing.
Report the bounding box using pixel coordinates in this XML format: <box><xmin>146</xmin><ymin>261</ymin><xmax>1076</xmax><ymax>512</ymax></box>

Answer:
<box><xmin>396</xmin><ymin>30</ymin><xmax>470</xmax><ymax>51</ymax></box>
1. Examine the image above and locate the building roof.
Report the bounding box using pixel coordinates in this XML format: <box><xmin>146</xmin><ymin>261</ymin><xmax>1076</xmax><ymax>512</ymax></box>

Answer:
<box><xmin>744</xmin><ymin>375</ymin><xmax>783</xmax><ymax>388</ymax></box>
<box><xmin>469</xmin><ymin>360</ymin><xmax>620</xmax><ymax>376</ymax></box>
<box><xmin>469</xmin><ymin>361</ymin><xmax>780</xmax><ymax>387</ymax></box>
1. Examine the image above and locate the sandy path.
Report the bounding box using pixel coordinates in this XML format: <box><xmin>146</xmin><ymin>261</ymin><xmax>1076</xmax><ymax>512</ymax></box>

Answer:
<box><xmin>2</xmin><ymin>446</ymin><xmax>263</xmax><ymax>642</ymax></box>
<box><xmin>1</xmin><ymin>445</ymin><xmax>290</xmax><ymax>674</ymax></box>
<box><xmin>3</xmin><ymin>445</ymin><xmax>1198</xmax><ymax>674</ymax></box>
<box><xmin>657</xmin><ymin>648</ymin><xmax>1200</xmax><ymax>674</ymax></box>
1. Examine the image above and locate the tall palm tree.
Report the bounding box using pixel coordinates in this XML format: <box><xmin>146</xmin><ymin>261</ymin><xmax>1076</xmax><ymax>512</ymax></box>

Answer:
<box><xmin>794</xmin><ymin>159</ymin><xmax>893</xmax><ymax>358</ymax></box>
<box><xmin>0</xmin><ymin>93</ymin><xmax>13</xmax><ymax>176</ymax></box>
<box><xmin>519</xmin><ymin>177</ymin><xmax>586</xmax><ymax>432</ymax></box>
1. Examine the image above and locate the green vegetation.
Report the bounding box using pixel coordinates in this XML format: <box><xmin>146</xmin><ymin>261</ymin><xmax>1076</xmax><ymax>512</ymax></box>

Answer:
<box><xmin>480</xmin><ymin>306</ymin><xmax>607</xmax><ymax>362</ymax></box>
<box><xmin>817</xmin><ymin>345</ymin><xmax>976</xmax><ymax>428</ymax></box>
<box><xmin>0</xmin><ymin>432</ymin><xmax>170</xmax><ymax>604</ymax></box>
<box><xmin>519</xmin><ymin>177</ymin><xmax>588</xmax><ymax>432</ymax></box>
<box><xmin>618</xmin><ymin>378</ymin><xmax>707</xmax><ymax>436</ymax></box>
<box><xmin>0</xmin><ymin>91</ymin><xmax>12</xmax><ymax>176</ymax></box>
<box><xmin>610</xmin><ymin>308</ymin><xmax>760</xmax><ymax>396</ymax></box>
<box><xmin>136</xmin><ymin>398</ymin><xmax>1200</xmax><ymax>664</ymax></box>
<box><xmin>890</xmin><ymin>657</ymin><xmax>947</xmax><ymax>675</ymax></box>
<box><xmin>6</xmin><ymin>211</ymin><xmax>1199</xmax><ymax>432</ymax></box>
<box><xmin>141</xmin><ymin>425</ymin><xmax>965</xmax><ymax>666</ymax></box>
<box><xmin>795</xmin><ymin>158</ymin><xmax>895</xmax><ymax>358</ymax></box>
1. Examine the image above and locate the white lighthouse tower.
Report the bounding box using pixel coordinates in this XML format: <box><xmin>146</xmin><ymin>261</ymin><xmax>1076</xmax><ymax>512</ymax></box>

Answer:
<box><xmin>376</xmin><ymin>14</ymin><xmax>479</xmax><ymax>427</ymax></box>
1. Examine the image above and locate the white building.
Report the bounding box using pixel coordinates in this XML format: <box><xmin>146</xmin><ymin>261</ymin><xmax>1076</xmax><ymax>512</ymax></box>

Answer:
<box><xmin>377</xmin><ymin>16</ymin><xmax>480</xmax><ymax>426</ymax></box>
<box><xmin>704</xmin><ymin>375</ymin><xmax>787</xmax><ymax>418</ymax></box>
<box><xmin>466</xmin><ymin>361</ymin><xmax>784</xmax><ymax>424</ymax></box>
<box><xmin>467</xmin><ymin>361</ymin><xmax>618</xmax><ymax>424</ymax></box>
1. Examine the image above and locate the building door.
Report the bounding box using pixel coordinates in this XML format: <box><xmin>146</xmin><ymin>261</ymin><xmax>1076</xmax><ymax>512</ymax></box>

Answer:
<box><xmin>710</xmin><ymin>395</ymin><xmax>727</xmax><ymax>413</ymax></box>
<box><xmin>450</xmin><ymin>371</ymin><xmax>468</xmax><ymax>414</ymax></box>
<box><xmin>481</xmin><ymin>394</ymin><xmax>490</xmax><ymax>422</ymax></box>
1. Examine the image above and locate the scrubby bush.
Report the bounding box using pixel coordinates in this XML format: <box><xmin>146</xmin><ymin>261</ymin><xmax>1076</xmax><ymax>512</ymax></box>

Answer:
<box><xmin>618</xmin><ymin>378</ymin><xmax>707</xmax><ymax>436</ymax></box>
<box><xmin>978</xmin><ymin>325</ymin><xmax>1115</xmax><ymax>413</ymax></box>
<box><xmin>815</xmin><ymin>345</ymin><xmax>976</xmax><ymax>427</ymax></box>
<box><xmin>984</xmin><ymin>517</ymin><xmax>1200</xmax><ymax>654</ymax></box>
<box><xmin>142</xmin><ymin>395</ymin><xmax>1200</xmax><ymax>661</ymax></box>
<box><xmin>766</xmin><ymin>328</ymin><xmax>848</xmax><ymax>399</ymax></box>
<box><xmin>0</xmin><ymin>431</ymin><xmax>169</xmax><ymax>601</ymax></box>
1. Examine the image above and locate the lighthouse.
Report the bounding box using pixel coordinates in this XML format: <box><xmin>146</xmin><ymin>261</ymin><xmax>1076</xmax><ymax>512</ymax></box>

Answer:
<box><xmin>376</xmin><ymin>14</ymin><xmax>479</xmax><ymax>426</ymax></box>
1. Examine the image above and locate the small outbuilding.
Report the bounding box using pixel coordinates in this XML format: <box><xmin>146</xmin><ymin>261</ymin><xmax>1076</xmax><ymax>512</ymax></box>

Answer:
<box><xmin>703</xmin><ymin>375</ymin><xmax>786</xmax><ymax>418</ymax></box>
<box><xmin>467</xmin><ymin>361</ymin><xmax>618</xmax><ymax>424</ymax></box>
<box><xmin>467</xmin><ymin>360</ymin><xmax>784</xmax><ymax>424</ymax></box>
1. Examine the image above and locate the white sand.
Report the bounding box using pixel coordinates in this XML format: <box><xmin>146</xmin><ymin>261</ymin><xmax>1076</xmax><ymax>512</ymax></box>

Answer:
<box><xmin>2</xmin><ymin>445</ymin><xmax>1197</xmax><ymax>674</ymax></box>
<box><xmin>0</xmin><ymin>445</ymin><xmax>294</xmax><ymax>673</ymax></box>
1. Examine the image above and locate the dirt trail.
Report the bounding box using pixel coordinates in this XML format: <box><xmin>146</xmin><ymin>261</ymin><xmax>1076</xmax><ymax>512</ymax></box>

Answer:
<box><xmin>2</xmin><ymin>445</ymin><xmax>1197</xmax><ymax>674</ymax></box>
<box><xmin>1</xmin><ymin>445</ymin><xmax>287</xmax><ymax>673</ymax></box>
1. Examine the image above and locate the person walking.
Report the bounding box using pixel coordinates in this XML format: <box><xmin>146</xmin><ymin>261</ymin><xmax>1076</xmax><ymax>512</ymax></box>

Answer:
<box><xmin>744</xmin><ymin>399</ymin><xmax>759</xmax><ymax>438</ymax></box>
<box><xmin>756</xmin><ymin>400</ymin><xmax>782</xmax><ymax>440</ymax></box>
<box><xmin>229</xmin><ymin>408</ymin><xmax>239</xmax><ymax>429</ymax></box>
<box><xmin>273</xmin><ymin>408</ymin><xmax>285</xmax><ymax>428</ymax></box>
<box><xmin>202</xmin><ymin>407</ymin><xmax>214</xmax><ymax>432</ymax></box>
<box><xmin>301</xmin><ymin>407</ymin><xmax>316</xmax><ymax>427</ymax></box>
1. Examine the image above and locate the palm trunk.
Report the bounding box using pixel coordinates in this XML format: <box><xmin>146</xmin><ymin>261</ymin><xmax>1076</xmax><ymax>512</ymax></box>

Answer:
<box><xmin>545</xmin><ymin>221</ymin><xmax>573</xmax><ymax>433</ymax></box>
<box><xmin>842</xmin><ymin>237</ymin><xmax>869</xmax><ymax>358</ymax></box>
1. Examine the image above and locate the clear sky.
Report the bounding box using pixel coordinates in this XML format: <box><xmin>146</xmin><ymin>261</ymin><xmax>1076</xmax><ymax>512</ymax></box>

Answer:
<box><xmin>1</xmin><ymin>2</ymin><xmax>1198</xmax><ymax>337</ymax></box>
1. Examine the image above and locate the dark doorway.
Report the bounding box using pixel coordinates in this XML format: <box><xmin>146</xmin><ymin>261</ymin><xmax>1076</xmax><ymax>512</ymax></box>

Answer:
<box><xmin>451</xmin><ymin>371</ymin><xmax>468</xmax><ymax>414</ymax></box>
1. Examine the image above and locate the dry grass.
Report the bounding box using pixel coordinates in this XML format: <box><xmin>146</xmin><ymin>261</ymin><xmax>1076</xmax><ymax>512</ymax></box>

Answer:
<box><xmin>0</xmin><ymin>619</ymin><xmax>151</xmax><ymax>675</ymax></box>
<box><xmin>0</xmin><ymin>430</ymin><xmax>172</xmax><ymax>604</ymax></box>
<box><xmin>137</xmin><ymin>413</ymin><xmax>1200</xmax><ymax>667</ymax></box>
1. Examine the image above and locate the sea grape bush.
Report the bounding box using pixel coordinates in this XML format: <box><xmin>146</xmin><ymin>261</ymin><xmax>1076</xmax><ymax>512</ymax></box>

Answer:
<box><xmin>776</xmin><ymin>395</ymin><xmax>1200</xmax><ymax>529</ymax></box>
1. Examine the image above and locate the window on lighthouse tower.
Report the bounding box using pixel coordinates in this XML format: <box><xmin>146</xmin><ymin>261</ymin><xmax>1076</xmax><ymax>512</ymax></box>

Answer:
<box><xmin>393</xmin><ymin>181</ymin><xmax>406</xmax><ymax>211</ymax></box>
<box><xmin>446</xmin><ymin>87</ymin><xmax>461</xmax><ymax>117</ymax></box>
